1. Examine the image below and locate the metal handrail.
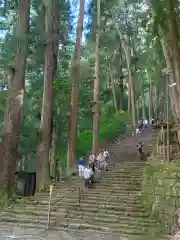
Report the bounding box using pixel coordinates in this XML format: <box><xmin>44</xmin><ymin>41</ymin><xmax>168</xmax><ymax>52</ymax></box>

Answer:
<box><xmin>107</xmin><ymin>123</ymin><xmax>132</xmax><ymax>148</ymax></box>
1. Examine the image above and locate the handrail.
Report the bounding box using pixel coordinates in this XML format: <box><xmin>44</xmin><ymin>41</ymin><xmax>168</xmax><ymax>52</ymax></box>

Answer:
<box><xmin>107</xmin><ymin>123</ymin><xmax>132</xmax><ymax>148</ymax></box>
<box><xmin>52</xmin><ymin>188</ymin><xmax>76</xmax><ymax>206</ymax></box>
<box><xmin>48</xmin><ymin>187</ymin><xmax>77</xmax><ymax>228</ymax></box>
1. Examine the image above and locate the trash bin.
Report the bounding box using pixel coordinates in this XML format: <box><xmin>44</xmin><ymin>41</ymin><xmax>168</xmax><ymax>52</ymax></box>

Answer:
<box><xmin>15</xmin><ymin>171</ymin><xmax>36</xmax><ymax>196</ymax></box>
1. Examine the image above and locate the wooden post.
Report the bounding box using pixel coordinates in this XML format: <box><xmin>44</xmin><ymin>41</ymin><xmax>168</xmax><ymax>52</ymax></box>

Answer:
<box><xmin>166</xmin><ymin>75</ymin><xmax>170</xmax><ymax>162</ymax></box>
<box><xmin>47</xmin><ymin>184</ymin><xmax>53</xmax><ymax>229</ymax></box>
<box><xmin>78</xmin><ymin>187</ymin><xmax>81</xmax><ymax>205</ymax></box>
<box><xmin>162</xmin><ymin>126</ymin><xmax>166</xmax><ymax>162</ymax></box>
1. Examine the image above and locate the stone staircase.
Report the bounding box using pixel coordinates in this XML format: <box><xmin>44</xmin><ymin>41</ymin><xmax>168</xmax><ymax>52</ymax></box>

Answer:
<box><xmin>0</xmin><ymin>127</ymin><xmax>167</xmax><ymax>239</ymax></box>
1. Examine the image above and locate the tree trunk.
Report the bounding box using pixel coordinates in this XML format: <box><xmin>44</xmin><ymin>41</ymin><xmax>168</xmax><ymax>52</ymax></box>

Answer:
<box><xmin>141</xmin><ymin>94</ymin><xmax>146</xmax><ymax>119</ymax></box>
<box><xmin>109</xmin><ymin>66</ymin><xmax>118</xmax><ymax>114</ymax></box>
<box><xmin>121</xmin><ymin>38</ymin><xmax>136</xmax><ymax>126</ymax></box>
<box><xmin>49</xmin><ymin>130</ymin><xmax>56</xmax><ymax>179</ymax></box>
<box><xmin>166</xmin><ymin>0</ymin><xmax>180</xmax><ymax>94</ymax></box>
<box><xmin>68</xmin><ymin>0</ymin><xmax>85</xmax><ymax>170</ymax></box>
<box><xmin>119</xmin><ymin>80</ymin><xmax>124</xmax><ymax>111</ymax></box>
<box><xmin>128</xmin><ymin>87</ymin><xmax>131</xmax><ymax>114</ymax></box>
<box><xmin>36</xmin><ymin>0</ymin><xmax>59</xmax><ymax>192</ymax></box>
<box><xmin>119</xmin><ymin>57</ymin><xmax>124</xmax><ymax>111</ymax></box>
<box><xmin>154</xmin><ymin>85</ymin><xmax>158</xmax><ymax>118</ymax></box>
<box><xmin>127</xmin><ymin>59</ymin><xmax>136</xmax><ymax>126</ymax></box>
<box><xmin>0</xmin><ymin>0</ymin><xmax>30</xmax><ymax>202</ymax></box>
<box><xmin>136</xmin><ymin>100</ymin><xmax>140</xmax><ymax>120</ymax></box>
<box><xmin>148</xmin><ymin>87</ymin><xmax>152</xmax><ymax>121</ymax></box>
<box><xmin>115</xmin><ymin>24</ymin><xmax>135</xmax><ymax>119</ymax></box>
<box><xmin>160</xmin><ymin>35</ymin><xmax>179</xmax><ymax>122</ymax></box>
<box><xmin>92</xmin><ymin>0</ymin><xmax>101</xmax><ymax>153</ymax></box>
<box><xmin>150</xmin><ymin>0</ymin><xmax>180</xmax><ymax>121</ymax></box>
<box><xmin>119</xmin><ymin>66</ymin><xmax>124</xmax><ymax>111</ymax></box>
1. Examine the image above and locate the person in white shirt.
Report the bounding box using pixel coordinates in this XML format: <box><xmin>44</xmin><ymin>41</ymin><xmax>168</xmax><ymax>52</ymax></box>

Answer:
<box><xmin>83</xmin><ymin>166</ymin><xmax>92</xmax><ymax>188</ymax></box>
<box><xmin>96</xmin><ymin>151</ymin><xmax>104</xmax><ymax>169</ymax></box>
<box><xmin>103</xmin><ymin>149</ymin><xmax>109</xmax><ymax>171</ymax></box>
<box><xmin>144</xmin><ymin>119</ymin><xmax>148</xmax><ymax>128</ymax></box>
<box><xmin>88</xmin><ymin>152</ymin><xmax>96</xmax><ymax>177</ymax></box>
<box><xmin>103</xmin><ymin>149</ymin><xmax>109</xmax><ymax>160</ymax></box>
<box><xmin>77</xmin><ymin>157</ymin><xmax>85</xmax><ymax>178</ymax></box>
<box><xmin>88</xmin><ymin>152</ymin><xmax>95</xmax><ymax>164</ymax></box>
<box><xmin>136</xmin><ymin>128</ymin><xmax>140</xmax><ymax>135</ymax></box>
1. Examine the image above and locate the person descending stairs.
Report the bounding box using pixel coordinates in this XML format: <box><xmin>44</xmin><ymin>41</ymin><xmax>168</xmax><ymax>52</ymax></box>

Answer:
<box><xmin>0</xmin><ymin>127</ymin><xmax>168</xmax><ymax>239</ymax></box>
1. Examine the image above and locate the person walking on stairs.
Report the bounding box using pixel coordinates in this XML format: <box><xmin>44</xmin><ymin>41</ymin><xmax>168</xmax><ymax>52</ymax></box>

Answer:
<box><xmin>83</xmin><ymin>165</ymin><xmax>93</xmax><ymax>188</ymax></box>
<box><xmin>88</xmin><ymin>152</ymin><xmax>96</xmax><ymax>181</ymax></box>
<box><xmin>137</xmin><ymin>142</ymin><xmax>144</xmax><ymax>160</ymax></box>
<box><xmin>88</xmin><ymin>152</ymin><xmax>95</xmax><ymax>170</ymax></box>
<box><xmin>96</xmin><ymin>150</ymin><xmax>104</xmax><ymax>169</ymax></box>
<box><xmin>103</xmin><ymin>149</ymin><xmax>109</xmax><ymax>171</ymax></box>
<box><xmin>78</xmin><ymin>156</ymin><xmax>85</xmax><ymax>178</ymax></box>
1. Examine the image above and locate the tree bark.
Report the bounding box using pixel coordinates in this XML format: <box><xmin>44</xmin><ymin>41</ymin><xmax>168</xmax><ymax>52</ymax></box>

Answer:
<box><xmin>49</xmin><ymin>130</ymin><xmax>56</xmax><ymax>179</ymax></box>
<box><xmin>166</xmin><ymin>0</ymin><xmax>180</xmax><ymax>94</ymax></box>
<box><xmin>68</xmin><ymin>0</ymin><xmax>85</xmax><ymax>169</ymax></box>
<box><xmin>92</xmin><ymin>0</ymin><xmax>101</xmax><ymax>153</ymax></box>
<box><xmin>160</xmin><ymin>36</ymin><xmax>179</xmax><ymax>122</ymax></box>
<box><xmin>36</xmin><ymin>0</ymin><xmax>59</xmax><ymax>192</ymax></box>
<box><xmin>0</xmin><ymin>0</ymin><xmax>30</xmax><ymax>202</ymax></box>
<box><xmin>119</xmin><ymin>66</ymin><xmax>124</xmax><ymax>111</ymax></box>
<box><xmin>147</xmin><ymin>76</ymin><xmax>152</xmax><ymax>120</ymax></box>
<box><xmin>127</xmin><ymin>58</ymin><xmax>136</xmax><ymax>126</ymax></box>
<box><xmin>109</xmin><ymin>66</ymin><xmax>118</xmax><ymax>114</ymax></box>
<box><xmin>149</xmin><ymin>0</ymin><xmax>180</xmax><ymax>122</ymax></box>
<box><xmin>136</xmin><ymin>99</ymin><xmax>140</xmax><ymax>120</ymax></box>
<box><xmin>119</xmin><ymin>80</ymin><xmax>124</xmax><ymax>111</ymax></box>
<box><xmin>128</xmin><ymin>87</ymin><xmax>131</xmax><ymax>114</ymax></box>
<box><xmin>115</xmin><ymin>24</ymin><xmax>136</xmax><ymax>126</ymax></box>
<box><xmin>141</xmin><ymin>92</ymin><xmax>146</xmax><ymax>119</ymax></box>
<box><xmin>122</xmin><ymin>43</ymin><xmax>136</xmax><ymax>125</ymax></box>
<box><xmin>153</xmin><ymin>85</ymin><xmax>158</xmax><ymax>118</ymax></box>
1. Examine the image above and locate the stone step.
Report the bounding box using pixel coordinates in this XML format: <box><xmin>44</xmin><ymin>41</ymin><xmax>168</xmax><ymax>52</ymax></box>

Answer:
<box><xmin>103</xmin><ymin>174</ymin><xmax>143</xmax><ymax>178</ymax></box>
<box><xmin>106</xmin><ymin>165</ymin><xmax>146</xmax><ymax>169</ymax></box>
<box><xmin>73</xmin><ymin>215</ymin><xmax>157</xmax><ymax>228</ymax></box>
<box><xmin>77</xmin><ymin>189</ymin><xmax>141</xmax><ymax>195</ymax></box>
<box><xmin>9</xmin><ymin>200</ymin><xmax>144</xmax><ymax>212</ymax></box>
<box><xmin>3</xmin><ymin>221</ymin><xmax>166</xmax><ymax>240</ymax></box>
<box><xmin>0</xmin><ymin>221</ymin><xmax>46</xmax><ymax>230</ymax></box>
<box><xmin>5</xmin><ymin>204</ymin><xmax>150</xmax><ymax>217</ymax></box>
<box><xmin>0</xmin><ymin>215</ymin><xmax>50</xmax><ymax>226</ymax></box>
<box><xmin>105</xmin><ymin>170</ymin><xmax>143</xmax><ymax>174</ymax></box>
<box><xmin>61</xmin><ymin>195</ymin><xmax>142</xmax><ymax>204</ymax></box>
<box><xmin>102</xmin><ymin>176</ymin><xmax>143</xmax><ymax>179</ymax></box>
<box><xmin>13</xmin><ymin>192</ymin><xmax>140</xmax><ymax>206</ymax></box>
<box><xmin>0</xmin><ymin>214</ymin><xmax>156</xmax><ymax>235</ymax></box>
<box><xmin>95</xmin><ymin>182</ymin><xmax>142</xmax><ymax>187</ymax></box>
<box><xmin>51</xmin><ymin>202</ymin><xmax>146</xmax><ymax>212</ymax></box>
<box><xmin>0</xmin><ymin>210</ymin><xmax>155</xmax><ymax>228</ymax></box>
<box><xmin>90</xmin><ymin>185</ymin><xmax>141</xmax><ymax>191</ymax></box>
<box><xmin>54</xmin><ymin>220</ymin><xmax>154</xmax><ymax>235</ymax></box>
<box><xmin>7</xmin><ymin>207</ymin><xmax>154</xmax><ymax>223</ymax></box>
<box><xmin>8</xmin><ymin>196</ymin><xmax>142</xmax><ymax>211</ymax></box>
<box><xmin>8</xmin><ymin>201</ymin><xmax>146</xmax><ymax>213</ymax></box>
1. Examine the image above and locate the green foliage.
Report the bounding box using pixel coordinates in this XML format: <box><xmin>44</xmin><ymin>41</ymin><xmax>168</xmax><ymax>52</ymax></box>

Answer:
<box><xmin>140</xmin><ymin>160</ymin><xmax>180</xmax><ymax>234</ymax></box>
<box><xmin>76</xmin><ymin>112</ymin><xmax>130</xmax><ymax>157</ymax></box>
